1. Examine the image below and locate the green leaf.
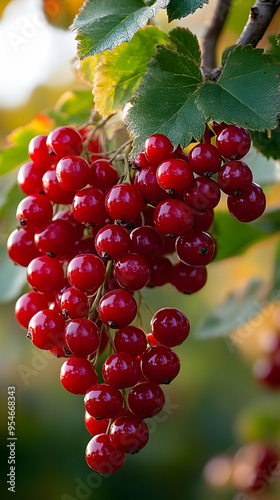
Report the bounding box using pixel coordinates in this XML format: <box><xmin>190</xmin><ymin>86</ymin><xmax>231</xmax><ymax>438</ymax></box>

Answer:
<box><xmin>250</xmin><ymin>128</ymin><xmax>280</xmax><ymax>161</ymax></box>
<box><xmin>127</xmin><ymin>28</ymin><xmax>205</xmax><ymax>156</ymax></box>
<box><xmin>221</xmin><ymin>44</ymin><xmax>237</xmax><ymax>66</ymax></box>
<box><xmin>94</xmin><ymin>26</ymin><xmax>168</xmax><ymax>116</ymax></box>
<box><xmin>196</xmin><ymin>45</ymin><xmax>280</xmax><ymax>131</ymax></box>
<box><xmin>72</xmin><ymin>0</ymin><xmax>170</xmax><ymax>59</ymax></box>
<box><xmin>195</xmin><ymin>279</ymin><xmax>265</xmax><ymax>339</ymax></box>
<box><xmin>167</xmin><ymin>0</ymin><xmax>209</xmax><ymax>21</ymax></box>
<box><xmin>271</xmin><ymin>240</ymin><xmax>280</xmax><ymax>293</ymax></box>
<box><xmin>267</xmin><ymin>34</ymin><xmax>280</xmax><ymax>63</ymax></box>
<box><xmin>47</xmin><ymin>90</ymin><xmax>94</xmax><ymax>127</ymax></box>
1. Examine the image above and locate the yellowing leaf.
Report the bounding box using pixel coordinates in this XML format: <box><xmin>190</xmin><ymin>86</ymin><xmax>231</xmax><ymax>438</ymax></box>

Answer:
<box><xmin>79</xmin><ymin>54</ymin><xmax>102</xmax><ymax>85</ymax></box>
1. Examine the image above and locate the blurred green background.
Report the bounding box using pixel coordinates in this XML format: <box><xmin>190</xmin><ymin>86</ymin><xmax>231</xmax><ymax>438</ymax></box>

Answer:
<box><xmin>1</xmin><ymin>1</ymin><xmax>280</xmax><ymax>500</ymax></box>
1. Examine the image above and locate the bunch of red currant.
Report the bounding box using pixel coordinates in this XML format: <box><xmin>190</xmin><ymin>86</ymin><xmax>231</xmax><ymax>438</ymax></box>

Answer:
<box><xmin>7</xmin><ymin>120</ymin><xmax>266</xmax><ymax>474</ymax></box>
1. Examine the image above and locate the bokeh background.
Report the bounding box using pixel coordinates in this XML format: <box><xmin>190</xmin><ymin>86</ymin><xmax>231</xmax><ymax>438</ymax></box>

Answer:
<box><xmin>1</xmin><ymin>1</ymin><xmax>280</xmax><ymax>499</ymax></box>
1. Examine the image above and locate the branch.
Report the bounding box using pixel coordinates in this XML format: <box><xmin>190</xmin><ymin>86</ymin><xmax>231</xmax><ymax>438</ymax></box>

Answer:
<box><xmin>201</xmin><ymin>0</ymin><xmax>232</xmax><ymax>73</ymax></box>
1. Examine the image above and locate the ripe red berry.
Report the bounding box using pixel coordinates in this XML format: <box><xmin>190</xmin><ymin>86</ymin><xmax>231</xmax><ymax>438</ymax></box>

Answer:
<box><xmin>188</xmin><ymin>143</ymin><xmax>222</xmax><ymax>176</ymax></box>
<box><xmin>17</xmin><ymin>161</ymin><xmax>43</xmax><ymax>195</ymax></box>
<box><xmin>56</xmin><ymin>155</ymin><xmax>89</xmax><ymax>191</ymax></box>
<box><xmin>156</xmin><ymin>158</ymin><xmax>193</xmax><ymax>193</ymax></box>
<box><xmin>84</xmin><ymin>384</ymin><xmax>123</xmax><ymax>419</ymax></box>
<box><xmin>192</xmin><ymin>208</ymin><xmax>214</xmax><ymax>231</ymax></box>
<box><xmin>42</xmin><ymin>168</ymin><xmax>76</xmax><ymax>204</ymax></box>
<box><xmin>105</xmin><ymin>183</ymin><xmax>144</xmax><ymax>223</ymax></box>
<box><xmin>114</xmin><ymin>326</ymin><xmax>147</xmax><ymax>357</ymax></box>
<box><xmin>47</xmin><ymin>126</ymin><xmax>83</xmax><ymax>158</ymax></box>
<box><xmin>16</xmin><ymin>194</ymin><xmax>53</xmax><ymax>231</ymax></box>
<box><xmin>171</xmin><ymin>262</ymin><xmax>207</xmax><ymax>294</ymax></box>
<box><xmin>15</xmin><ymin>291</ymin><xmax>49</xmax><ymax>329</ymax></box>
<box><xmin>227</xmin><ymin>183</ymin><xmax>266</xmax><ymax>222</ymax></box>
<box><xmin>27</xmin><ymin>309</ymin><xmax>65</xmax><ymax>349</ymax></box>
<box><xmin>98</xmin><ymin>289</ymin><xmax>137</xmax><ymax>328</ymax></box>
<box><xmin>130</xmin><ymin>226</ymin><xmax>164</xmax><ymax>261</ymax></box>
<box><xmin>89</xmin><ymin>159</ymin><xmax>119</xmax><ymax>192</ymax></box>
<box><xmin>34</xmin><ymin>220</ymin><xmax>73</xmax><ymax>257</ymax></box>
<box><xmin>134</xmin><ymin>165</ymin><xmax>168</xmax><ymax>205</ymax></box>
<box><xmin>102</xmin><ymin>352</ymin><xmax>140</xmax><ymax>389</ymax></box>
<box><xmin>176</xmin><ymin>230</ymin><xmax>215</xmax><ymax>266</ymax></box>
<box><xmin>183</xmin><ymin>177</ymin><xmax>221</xmax><ymax>211</ymax></box>
<box><xmin>85</xmin><ymin>411</ymin><xmax>109</xmax><ymax>436</ymax></box>
<box><xmin>53</xmin><ymin>209</ymin><xmax>84</xmax><ymax>242</ymax></box>
<box><xmin>153</xmin><ymin>199</ymin><xmax>194</xmax><ymax>237</ymax></box>
<box><xmin>151</xmin><ymin>308</ymin><xmax>190</xmax><ymax>347</ymax></box>
<box><xmin>128</xmin><ymin>381</ymin><xmax>165</xmax><ymax>419</ymax></box>
<box><xmin>114</xmin><ymin>253</ymin><xmax>151</xmax><ymax>291</ymax></box>
<box><xmin>85</xmin><ymin>434</ymin><xmax>125</xmax><ymax>474</ymax></box>
<box><xmin>72</xmin><ymin>187</ymin><xmax>107</xmax><ymax>226</ymax></box>
<box><xmin>148</xmin><ymin>256</ymin><xmax>172</xmax><ymax>287</ymax></box>
<box><xmin>141</xmin><ymin>345</ymin><xmax>180</xmax><ymax>384</ymax></box>
<box><xmin>60</xmin><ymin>288</ymin><xmax>89</xmax><ymax>319</ymax></box>
<box><xmin>67</xmin><ymin>254</ymin><xmax>105</xmax><ymax>294</ymax></box>
<box><xmin>65</xmin><ymin>319</ymin><xmax>100</xmax><ymax>357</ymax></box>
<box><xmin>144</xmin><ymin>134</ymin><xmax>173</xmax><ymax>165</ymax></box>
<box><xmin>7</xmin><ymin>228</ymin><xmax>41</xmax><ymax>267</ymax></box>
<box><xmin>60</xmin><ymin>357</ymin><xmax>98</xmax><ymax>395</ymax></box>
<box><xmin>28</xmin><ymin>135</ymin><xmax>53</xmax><ymax>170</ymax></box>
<box><xmin>133</xmin><ymin>151</ymin><xmax>153</xmax><ymax>170</ymax></box>
<box><xmin>95</xmin><ymin>224</ymin><xmax>130</xmax><ymax>260</ymax></box>
<box><xmin>217</xmin><ymin>160</ymin><xmax>253</xmax><ymax>195</ymax></box>
<box><xmin>109</xmin><ymin>416</ymin><xmax>149</xmax><ymax>453</ymax></box>
<box><xmin>216</xmin><ymin>125</ymin><xmax>251</xmax><ymax>160</ymax></box>
<box><xmin>27</xmin><ymin>255</ymin><xmax>65</xmax><ymax>293</ymax></box>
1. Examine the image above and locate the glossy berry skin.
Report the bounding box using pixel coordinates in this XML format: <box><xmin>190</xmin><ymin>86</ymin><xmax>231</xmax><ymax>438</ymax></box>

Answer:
<box><xmin>183</xmin><ymin>177</ymin><xmax>221</xmax><ymax>211</ymax></box>
<box><xmin>89</xmin><ymin>159</ymin><xmax>119</xmax><ymax>192</ymax></box>
<box><xmin>128</xmin><ymin>381</ymin><xmax>165</xmax><ymax>419</ymax></box>
<box><xmin>98</xmin><ymin>290</ymin><xmax>137</xmax><ymax>328</ymax></box>
<box><xmin>60</xmin><ymin>288</ymin><xmax>89</xmax><ymax>319</ymax></box>
<box><xmin>15</xmin><ymin>291</ymin><xmax>49</xmax><ymax>329</ymax></box>
<box><xmin>114</xmin><ymin>253</ymin><xmax>151</xmax><ymax>291</ymax></box>
<box><xmin>53</xmin><ymin>209</ymin><xmax>84</xmax><ymax>242</ymax></box>
<box><xmin>65</xmin><ymin>319</ymin><xmax>100</xmax><ymax>357</ymax></box>
<box><xmin>216</xmin><ymin>126</ymin><xmax>251</xmax><ymax>160</ymax></box>
<box><xmin>86</xmin><ymin>434</ymin><xmax>125</xmax><ymax>474</ymax></box>
<box><xmin>27</xmin><ymin>256</ymin><xmax>65</xmax><ymax>293</ymax></box>
<box><xmin>227</xmin><ymin>183</ymin><xmax>266</xmax><ymax>222</ymax></box>
<box><xmin>153</xmin><ymin>199</ymin><xmax>194</xmax><ymax>237</ymax></box>
<box><xmin>34</xmin><ymin>220</ymin><xmax>73</xmax><ymax>257</ymax></box>
<box><xmin>171</xmin><ymin>262</ymin><xmax>207</xmax><ymax>294</ymax></box>
<box><xmin>148</xmin><ymin>256</ymin><xmax>172</xmax><ymax>287</ymax></box>
<box><xmin>141</xmin><ymin>345</ymin><xmax>180</xmax><ymax>384</ymax></box>
<box><xmin>151</xmin><ymin>308</ymin><xmax>190</xmax><ymax>347</ymax></box>
<box><xmin>27</xmin><ymin>309</ymin><xmax>65</xmax><ymax>350</ymax></box>
<box><xmin>95</xmin><ymin>224</ymin><xmax>130</xmax><ymax>260</ymax></box>
<box><xmin>134</xmin><ymin>165</ymin><xmax>168</xmax><ymax>205</ymax></box>
<box><xmin>16</xmin><ymin>194</ymin><xmax>53</xmax><ymax>231</ymax></box>
<box><xmin>144</xmin><ymin>134</ymin><xmax>173</xmax><ymax>165</ymax></box>
<box><xmin>102</xmin><ymin>353</ymin><xmax>140</xmax><ymax>389</ymax></box>
<box><xmin>85</xmin><ymin>411</ymin><xmax>109</xmax><ymax>436</ymax></box>
<box><xmin>60</xmin><ymin>357</ymin><xmax>98</xmax><ymax>395</ymax></box>
<box><xmin>72</xmin><ymin>187</ymin><xmax>107</xmax><ymax>226</ymax></box>
<box><xmin>156</xmin><ymin>158</ymin><xmax>193</xmax><ymax>193</ymax></box>
<box><xmin>188</xmin><ymin>143</ymin><xmax>222</xmax><ymax>176</ymax></box>
<box><xmin>56</xmin><ymin>155</ymin><xmax>89</xmax><ymax>192</ymax></box>
<box><xmin>176</xmin><ymin>230</ymin><xmax>215</xmax><ymax>267</ymax></box>
<box><xmin>192</xmin><ymin>208</ymin><xmax>214</xmax><ymax>231</ymax></box>
<box><xmin>84</xmin><ymin>384</ymin><xmax>123</xmax><ymax>419</ymax></box>
<box><xmin>28</xmin><ymin>135</ymin><xmax>53</xmax><ymax>170</ymax></box>
<box><xmin>210</xmin><ymin>121</ymin><xmax>228</xmax><ymax>135</ymax></box>
<box><xmin>7</xmin><ymin>228</ymin><xmax>41</xmax><ymax>267</ymax></box>
<box><xmin>217</xmin><ymin>161</ymin><xmax>253</xmax><ymax>195</ymax></box>
<box><xmin>253</xmin><ymin>357</ymin><xmax>280</xmax><ymax>388</ymax></box>
<box><xmin>17</xmin><ymin>161</ymin><xmax>43</xmax><ymax>195</ymax></box>
<box><xmin>42</xmin><ymin>168</ymin><xmax>76</xmax><ymax>204</ymax></box>
<box><xmin>109</xmin><ymin>416</ymin><xmax>149</xmax><ymax>453</ymax></box>
<box><xmin>105</xmin><ymin>183</ymin><xmax>144</xmax><ymax>223</ymax></box>
<box><xmin>67</xmin><ymin>254</ymin><xmax>105</xmax><ymax>294</ymax></box>
<box><xmin>47</xmin><ymin>126</ymin><xmax>83</xmax><ymax>158</ymax></box>
<box><xmin>133</xmin><ymin>151</ymin><xmax>153</xmax><ymax>170</ymax></box>
<box><xmin>130</xmin><ymin>226</ymin><xmax>164</xmax><ymax>262</ymax></box>
<box><xmin>114</xmin><ymin>326</ymin><xmax>147</xmax><ymax>357</ymax></box>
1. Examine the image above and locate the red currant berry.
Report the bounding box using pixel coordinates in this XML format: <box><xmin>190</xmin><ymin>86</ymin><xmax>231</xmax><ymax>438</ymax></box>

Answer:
<box><xmin>171</xmin><ymin>262</ymin><xmax>207</xmax><ymax>294</ymax></box>
<box><xmin>217</xmin><ymin>160</ymin><xmax>253</xmax><ymax>195</ymax></box>
<box><xmin>72</xmin><ymin>187</ymin><xmax>107</xmax><ymax>226</ymax></box>
<box><xmin>15</xmin><ymin>291</ymin><xmax>49</xmax><ymax>329</ymax></box>
<box><xmin>28</xmin><ymin>309</ymin><xmax>65</xmax><ymax>349</ymax></box>
<box><xmin>128</xmin><ymin>381</ymin><xmax>165</xmax><ymax>419</ymax></box>
<box><xmin>148</xmin><ymin>256</ymin><xmax>172</xmax><ymax>287</ymax></box>
<box><xmin>141</xmin><ymin>345</ymin><xmax>180</xmax><ymax>384</ymax></box>
<box><xmin>34</xmin><ymin>220</ymin><xmax>73</xmax><ymax>257</ymax></box>
<box><xmin>210</xmin><ymin>121</ymin><xmax>228</xmax><ymax>135</ymax></box>
<box><xmin>16</xmin><ymin>194</ymin><xmax>53</xmax><ymax>231</ymax></box>
<box><xmin>192</xmin><ymin>208</ymin><xmax>214</xmax><ymax>231</ymax></box>
<box><xmin>56</xmin><ymin>155</ymin><xmax>89</xmax><ymax>192</ymax></box>
<box><xmin>98</xmin><ymin>290</ymin><xmax>137</xmax><ymax>328</ymax></box>
<box><xmin>85</xmin><ymin>411</ymin><xmax>109</xmax><ymax>436</ymax></box>
<box><xmin>156</xmin><ymin>158</ymin><xmax>193</xmax><ymax>194</ymax></box>
<box><xmin>60</xmin><ymin>357</ymin><xmax>98</xmax><ymax>395</ymax></box>
<box><xmin>53</xmin><ymin>209</ymin><xmax>84</xmax><ymax>242</ymax></box>
<box><xmin>216</xmin><ymin>125</ymin><xmax>251</xmax><ymax>160</ymax></box>
<box><xmin>109</xmin><ymin>416</ymin><xmax>149</xmax><ymax>453</ymax></box>
<box><xmin>189</xmin><ymin>143</ymin><xmax>222</xmax><ymax>176</ymax></box>
<box><xmin>114</xmin><ymin>253</ymin><xmax>151</xmax><ymax>291</ymax></box>
<box><xmin>183</xmin><ymin>177</ymin><xmax>221</xmax><ymax>211</ymax></box>
<box><xmin>151</xmin><ymin>308</ymin><xmax>190</xmax><ymax>347</ymax></box>
<box><xmin>227</xmin><ymin>183</ymin><xmax>266</xmax><ymax>222</ymax></box>
<box><xmin>153</xmin><ymin>199</ymin><xmax>194</xmax><ymax>237</ymax></box>
<box><xmin>144</xmin><ymin>134</ymin><xmax>173</xmax><ymax>165</ymax></box>
<box><xmin>60</xmin><ymin>288</ymin><xmax>89</xmax><ymax>319</ymax></box>
<box><xmin>42</xmin><ymin>168</ymin><xmax>76</xmax><ymax>204</ymax></box>
<box><xmin>17</xmin><ymin>161</ymin><xmax>43</xmax><ymax>195</ymax></box>
<box><xmin>65</xmin><ymin>318</ymin><xmax>100</xmax><ymax>357</ymax></box>
<box><xmin>134</xmin><ymin>165</ymin><xmax>168</xmax><ymax>205</ymax></box>
<box><xmin>7</xmin><ymin>228</ymin><xmax>40</xmax><ymax>267</ymax></box>
<box><xmin>102</xmin><ymin>352</ymin><xmax>140</xmax><ymax>388</ymax></box>
<box><xmin>133</xmin><ymin>151</ymin><xmax>153</xmax><ymax>170</ymax></box>
<box><xmin>47</xmin><ymin>126</ymin><xmax>83</xmax><ymax>158</ymax></box>
<box><xmin>84</xmin><ymin>384</ymin><xmax>123</xmax><ymax>419</ymax></box>
<box><xmin>28</xmin><ymin>135</ymin><xmax>53</xmax><ymax>170</ymax></box>
<box><xmin>176</xmin><ymin>230</ymin><xmax>215</xmax><ymax>266</ymax></box>
<box><xmin>67</xmin><ymin>254</ymin><xmax>105</xmax><ymax>294</ymax></box>
<box><xmin>147</xmin><ymin>333</ymin><xmax>160</xmax><ymax>346</ymax></box>
<box><xmin>114</xmin><ymin>326</ymin><xmax>147</xmax><ymax>357</ymax></box>
<box><xmin>95</xmin><ymin>224</ymin><xmax>130</xmax><ymax>260</ymax></box>
<box><xmin>49</xmin><ymin>342</ymin><xmax>71</xmax><ymax>358</ymax></box>
<box><xmin>27</xmin><ymin>255</ymin><xmax>64</xmax><ymax>293</ymax></box>
<box><xmin>85</xmin><ymin>434</ymin><xmax>125</xmax><ymax>474</ymax></box>
<box><xmin>130</xmin><ymin>226</ymin><xmax>164</xmax><ymax>261</ymax></box>
<box><xmin>105</xmin><ymin>183</ymin><xmax>144</xmax><ymax>223</ymax></box>
<box><xmin>89</xmin><ymin>159</ymin><xmax>119</xmax><ymax>192</ymax></box>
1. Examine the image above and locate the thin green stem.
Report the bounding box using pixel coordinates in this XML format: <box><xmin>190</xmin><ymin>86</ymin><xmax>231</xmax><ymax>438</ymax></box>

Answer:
<box><xmin>83</xmin><ymin>114</ymin><xmax>115</xmax><ymax>151</ymax></box>
<box><xmin>137</xmin><ymin>291</ymin><xmax>155</xmax><ymax>317</ymax></box>
<box><xmin>109</xmin><ymin>138</ymin><xmax>133</xmax><ymax>164</ymax></box>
